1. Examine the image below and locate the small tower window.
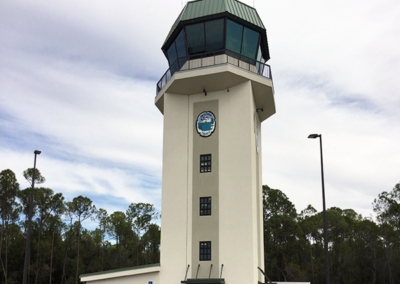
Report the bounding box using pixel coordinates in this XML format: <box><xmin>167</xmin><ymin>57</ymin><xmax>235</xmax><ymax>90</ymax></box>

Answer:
<box><xmin>200</xmin><ymin>197</ymin><xmax>211</xmax><ymax>216</ymax></box>
<box><xmin>200</xmin><ymin>241</ymin><xmax>211</xmax><ymax>261</ymax></box>
<box><xmin>200</xmin><ymin>154</ymin><xmax>212</xmax><ymax>173</ymax></box>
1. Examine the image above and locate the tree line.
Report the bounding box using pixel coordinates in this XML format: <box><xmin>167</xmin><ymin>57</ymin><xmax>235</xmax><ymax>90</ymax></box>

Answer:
<box><xmin>263</xmin><ymin>183</ymin><xmax>400</xmax><ymax>284</ymax></box>
<box><xmin>0</xmin><ymin>169</ymin><xmax>160</xmax><ymax>284</ymax></box>
<box><xmin>1</xmin><ymin>167</ymin><xmax>399</xmax><ymax>283</ymax></box>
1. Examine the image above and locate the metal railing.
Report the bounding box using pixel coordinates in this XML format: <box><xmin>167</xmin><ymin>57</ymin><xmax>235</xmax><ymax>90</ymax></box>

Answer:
<box><xmin>156</xmin><ymin>50</ymin><xmax>272</xmax><ymax>95</ymax></box>
<box><xmin>258</xmin><ymin>267</ymin><xmax>275</xmax><ymax>284</ymax></box>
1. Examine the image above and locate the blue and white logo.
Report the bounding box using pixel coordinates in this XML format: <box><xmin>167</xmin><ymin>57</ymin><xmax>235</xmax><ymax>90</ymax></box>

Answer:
<box><xmin>196</xmin><ymin>111</ymin><xmax>216</xmax><ymax>137</ymax></box>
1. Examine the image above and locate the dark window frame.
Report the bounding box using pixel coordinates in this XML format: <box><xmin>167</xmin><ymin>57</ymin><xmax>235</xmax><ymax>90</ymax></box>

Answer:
<box><xmin>200</xmin><ymin>154</ymin><xmax>212</xmax><ymax>173</ymax></box>
<box><xmin>199</xmin><ymin>241</ymin><xmax>211</xmax><ymax>261</ymax></box>
<box><xmin>167</xmin><ymin>17</ymin><xmax>265</xmax><ymax>64</ymax></box>
<box><xmin>200</xmin><ymin>197</ymin><xmax>212</xmax><ymax>216</ymax></box>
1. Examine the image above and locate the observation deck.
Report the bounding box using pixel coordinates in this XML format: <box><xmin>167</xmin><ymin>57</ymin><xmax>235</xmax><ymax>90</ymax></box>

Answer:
<box><xmin>157</xmin><ymin>0</ymin><xmax>273</xmax><ymax>95</ymax></box>
<box><xmin>156</xmin><ymin>50</ymin><xmax>272</xmax><ymax>95</ymax></box>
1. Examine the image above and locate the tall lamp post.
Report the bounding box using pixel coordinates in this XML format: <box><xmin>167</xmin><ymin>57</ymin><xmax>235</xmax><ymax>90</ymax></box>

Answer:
<box><xmin>308</xmin><ymin>134</ymin><xmax>330</xmax><ymax>284</ymax></box>
<box><xmin>23</xmin><ymin>150</ymin><xmax>41</xmax><ymax>284</ymax></box>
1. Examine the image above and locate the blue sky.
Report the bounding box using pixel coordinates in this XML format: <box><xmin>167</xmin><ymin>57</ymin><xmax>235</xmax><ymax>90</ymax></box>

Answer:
<box><xmin>1</xmin><ymin>0</ymin><xmax>399</xmax><ymax>227</ymax></box>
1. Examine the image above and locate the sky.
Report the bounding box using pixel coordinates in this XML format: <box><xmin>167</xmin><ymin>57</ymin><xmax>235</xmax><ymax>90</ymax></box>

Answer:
<box><xmin>1</xmin><ymin>0</ymin><xmax>399</xmax><ymax>228</ymax></box>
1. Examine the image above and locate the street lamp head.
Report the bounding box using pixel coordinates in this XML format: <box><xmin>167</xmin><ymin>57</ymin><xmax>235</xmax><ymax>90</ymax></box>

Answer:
<box><xmin>308</xmin><ymin>134</ymin><xmax>320</xmax><ymax>139</ymax></box>
<box><xmin>34</xmin><ymin>150</ymin><xmax>41</xmax><ymax>155</ymax></box>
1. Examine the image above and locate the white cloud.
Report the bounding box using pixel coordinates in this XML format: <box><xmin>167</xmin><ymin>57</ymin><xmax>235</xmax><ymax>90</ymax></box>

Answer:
<box><xmin>262</xmin><ymin>74</ymin><xmax>400</xmax><ymax>217</ymax></box>
<box><xmin>1</xmin><ymin>0</ymin><xmax>399</xmax><ymax>224</ymax></box>
<box><xmin>0</xmin><ymin>150</ymin><xmax>161</xmax><ymax>212</ymax></box>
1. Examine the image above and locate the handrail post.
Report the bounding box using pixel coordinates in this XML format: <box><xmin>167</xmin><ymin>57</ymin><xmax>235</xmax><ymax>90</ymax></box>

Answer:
<box><xmin>258</xmin><ymin>266</ymin><xmax>273</xmax><ymax>284</ymax></box>
<box><xmin>196</xmin><ymin>264</ymin><xmax>200</xmax><ymax>279</ymax></box>
<box><xmin>220</xmin><ymin>264</ymin><xmax>224</xmax><ymax>279</ymax></box>
<box><xmin>184</xmin><ymin>264</ymin><xmax>190</xmax><ymax>281</ymax></box>
<box><xmin>208</xmin><ymin>264</ymin><xmax>213</xmax><ymax>279</ymax></box>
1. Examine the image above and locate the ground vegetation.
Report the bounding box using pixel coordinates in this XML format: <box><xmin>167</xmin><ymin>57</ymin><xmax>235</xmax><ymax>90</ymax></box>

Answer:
<box><xmin>0</xmin><ymin>168</ymin><xmax>398</xmax><ymax>283</ymax></box>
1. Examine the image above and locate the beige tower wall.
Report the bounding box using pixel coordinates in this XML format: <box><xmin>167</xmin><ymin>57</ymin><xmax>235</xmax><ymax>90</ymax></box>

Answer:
<box><xmin>217</xmin><ymin>81</ymin><xmax>264</xmax><ymax>284</ymax></box>
<box><xmin>157</xmin><ymin>65</ymin><xmax>273</xmax><ymax>284</ymax></box>
<box><xmin>159</xmin><ymin>93</ymin><xmax>191</xmax><ymax>284</ymax></box>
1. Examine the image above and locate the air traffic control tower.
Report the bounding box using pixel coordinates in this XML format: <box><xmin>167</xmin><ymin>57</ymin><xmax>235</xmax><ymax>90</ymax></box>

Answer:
<box><xmin>156</xmin><ymin>0</ymin><xmax>275</xmax><ymax>284</ymax></box>
<box><xmin>80</xmin><ymin>0</ymin><xmax>275</xmax><ymax>283</ymax></box>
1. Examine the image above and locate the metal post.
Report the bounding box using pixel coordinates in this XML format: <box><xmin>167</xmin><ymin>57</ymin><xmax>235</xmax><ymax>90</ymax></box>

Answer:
<box><xmin>318</xmin><ymin>135</ymin><xmax>330</xmax><ymax>284</ymax></box>
<box><xmin>23</xmin><ymin>150</ymin><xmax>41</xmax><ymax>284</ymax></box>
<box><xmin>308</xmin><ymin>134</ymin><xmax>330</xmax><ymax>284</ymax></box>
<box><xmin>184</xmin><ymin>264</ymin><xmax>190</xmax><ymax>281</ymax></box>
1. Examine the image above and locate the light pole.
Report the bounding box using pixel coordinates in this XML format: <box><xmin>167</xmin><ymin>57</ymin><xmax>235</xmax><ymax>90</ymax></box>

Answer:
<box><xmin>308</xmin><ymin>134</ymin><xmax>330</xmax><ymax>284</ymax></box>
<box><xmin>23</xmin><ymin>150</ymin><xmax>41</xmax><ymax>284</ymax></box>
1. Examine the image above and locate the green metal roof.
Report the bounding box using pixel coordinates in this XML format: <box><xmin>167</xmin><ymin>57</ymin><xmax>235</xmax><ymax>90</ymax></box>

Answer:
<box><xmin>162</xmin><ymin>0</ymin><xmax>266</xmax><ymax>50</ymax></box>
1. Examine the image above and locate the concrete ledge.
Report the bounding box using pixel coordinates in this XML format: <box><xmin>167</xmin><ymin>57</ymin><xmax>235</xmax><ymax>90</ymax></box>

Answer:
<box><xmin>182</xmin><ymin>279</ymin><xmax>225</xmax><ymax>284</ymax></box>
<box><xmin>155</xmin><ymin>63</ymin><xmax>275</xmax><ymax>122</ymax></box>
<box><xmin>80</xmin><ymin>263</ymin><xmax>160</xmax><ymax>282</ymax></box>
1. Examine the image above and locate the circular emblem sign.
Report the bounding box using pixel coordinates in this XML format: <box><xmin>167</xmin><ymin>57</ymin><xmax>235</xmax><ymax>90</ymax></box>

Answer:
<box><xmin>196</xmin><ymin>111</ymin><xmax>216</xmax><ymax>137</ymax></box>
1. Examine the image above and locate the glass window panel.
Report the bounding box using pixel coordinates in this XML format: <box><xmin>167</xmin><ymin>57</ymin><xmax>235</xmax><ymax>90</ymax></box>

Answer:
<box><xmin>186</xmin><ymin>23</ymin><xmax>205</xmax><ymax>55</ymax></box>
<box><xmin>165</xmin><ymin>70</ymin><xmax>171</xmax><ymax>85</ymax></box>
<box><xmin>167</xmin><ymin>42</ymin><xmax>177</xmax><ymax>66</ymax></box>
<box><xmin>200</xmin><ymin>197</ymin><xmax>211</xmax><ymax>216</ymax></box>
<box><xmin>205</xmin><ymin>19</ymin><xmax>224</xmax><ymax>52</ymax></box>
<box><xmin>170</xmin><ymin>60</ymin><xmax>179</xmax><ymax>76</ymax></box>
<box><xmin>199</xmin><ymin>241</ymin><xmax>211</xmax><ymax>261</ymax></box>
<box><xmin>226</xmin><ymin>19</ymin><xmax>243</xmax><ymax>55</ymax></box>
<box><xmin>200</xmin><ymin>154</ymin><xmax>211</xmax><ymax>173</ymax></box>
<box><xmin>179</xmin><ymin>57</ymin><xmax>187</xmax><ymax>69</ymax></box>
<box><xmin>241</xmin><ymin>27</ymin><xmax>259</xmax><ymax>60</ymax></box>
<box><xmin>256</xmin><ymin>45</ymin><xmax>262</xmax><ymax>62</ymax></box>
<box><xmin>175</xmin><ymin>29</ymin><xmax>187</xmax><ymax>58</ymax></box>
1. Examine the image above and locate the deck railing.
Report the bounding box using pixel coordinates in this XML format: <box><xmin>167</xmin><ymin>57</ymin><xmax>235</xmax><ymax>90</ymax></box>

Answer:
<box><xmin>156</xmin><ymin>50</ymin><xmax>272</xmax><ymax>95</ymax></box>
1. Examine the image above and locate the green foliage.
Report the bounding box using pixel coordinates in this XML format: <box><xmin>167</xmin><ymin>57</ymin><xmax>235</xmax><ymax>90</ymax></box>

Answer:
<box><xmin>373</xmin><ymin>183</ymin><xmax>400</xmax><ymax>229</ymax></box>
<box><xmin>0</xmin><ymin>169</ymin><xmax>21</xmax><ymax>283</ymax></box>
<box><xmin>2</xmin><ymin>166</ymin><xmax>399</xmax><ymax>284</ymax></box>
<box><xmin>263</xmin><ymin>183</ymin><xmax>400</xmax><ymax>284</ymax></box>
<box><xmin>126</xmin><ymin>203</ymin><xmax>159</xmax><ymax>266</ymax></box>
<box><xmin>263</xmin><ymin>185</ymin><xmax>302</xmax><ymax>282</ymax></box>
<box><xmin>126</xmin><ymin>203</ymin><xmax>159</xmax><ymax>236</ymax></box>
<box><xmin>23</xmin><ymin>168</ymin><xmax>46</xmax><ymax>186</ymax></box>
<box><xmin>0</xmin><ymin>168</ymin><xmax>161</xmax><ymax>284</ymax></box>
